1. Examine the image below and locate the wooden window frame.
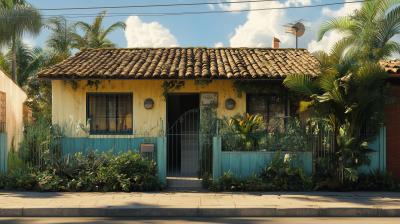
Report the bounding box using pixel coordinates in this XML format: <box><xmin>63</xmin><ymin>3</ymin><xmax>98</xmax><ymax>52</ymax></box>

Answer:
<box><xmin>86</xmin><ymin>93</ymin><xmax>133</xmax><ymax>135</ymax></box>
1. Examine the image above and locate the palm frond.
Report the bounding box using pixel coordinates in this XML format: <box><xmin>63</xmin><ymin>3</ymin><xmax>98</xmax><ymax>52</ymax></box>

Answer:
<box><xmin>316</xmin><ymin>17</ymin><xmax>356</xmax><ymax>42</ymax></box>
<box><xmin>283</xmin><ymin>74</ymin><xmax>319</xmax><ymax>96</ymax></box>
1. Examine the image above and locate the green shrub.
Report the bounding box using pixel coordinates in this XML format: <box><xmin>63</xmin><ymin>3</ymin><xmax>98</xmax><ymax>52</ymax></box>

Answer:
<box><xmin>355</xmin><ymin>169</ymin><xmax>400</xmax><ymax>191</ymax></box>
<box><xmin>35</xmin><ymin>148</ymin><xmax>166</xmax><ymax>192</ymax></box>
<box><xmin>2</xmin><ymin>168</ymin><xmax>37</xmax><ymax>191</ymax></box>
<box><xmin>205</xmin><ymin>150</ymin><xmax>313</xmax><ymax>192</ymax></box>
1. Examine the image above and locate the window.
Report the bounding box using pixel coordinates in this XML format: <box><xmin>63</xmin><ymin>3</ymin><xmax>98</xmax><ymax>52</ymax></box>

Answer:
<box><xmin>247</xmin><ymin>94</ymin><xmax>286</xmax><ymax>123</ymax></box>
<box><xmin>0</xmin><ymin>92</ymin><xmax>5</xmax><ymax>134</ymax></box>
<box><xmin>86</xmin><ymin>93</ymin><xmax>133</xmax><ymax>135</ymax></box>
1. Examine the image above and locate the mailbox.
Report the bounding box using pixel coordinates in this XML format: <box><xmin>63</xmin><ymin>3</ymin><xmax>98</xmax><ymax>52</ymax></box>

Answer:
<box><xmin>141</xmin><ymin>144</ymin><xmax>154</xmax><ymax>153</ymax></box>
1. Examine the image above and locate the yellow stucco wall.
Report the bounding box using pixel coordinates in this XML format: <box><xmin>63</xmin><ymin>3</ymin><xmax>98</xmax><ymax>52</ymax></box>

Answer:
<box><xmin>0</xmin><ymin>68</ymin><xmax>28</xmax><ymax>150</ymax></box>
<box><xmin>52</xmin><ymin>80</ymin><xmax>246</xmax><ymax>137</ymax></box>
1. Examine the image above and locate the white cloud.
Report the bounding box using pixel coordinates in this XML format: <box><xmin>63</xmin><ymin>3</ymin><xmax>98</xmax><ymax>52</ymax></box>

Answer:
<box><xmin>208</xmin><ymin>4</ymin><xmax>215</xmax><ymax>10</ymax></box>
<box><xmin>23</xmin><ymin>38</ymin><xmax>36</xmax><ymax>48</ymax></box>
<box><xmin>308</xmin><ymin>0</ymin><xmax>361</xmax><ymax>53</ymax></box>
<box><xmin>214</xmin><ymin>42</ymin><xmax>224</xmax><ymax>47</ymax></box>
<box><xmin>217</xmin><ymin>0</ymin><xmax>250</xmax><ymax>11</ymax></box>
<box><xmin>229</xmin><ymin>0</ymin><xmax>312</xmax><ymax>47</ymax></box>
<box><xmin>125</xmin><ymin>16</ymin><xmax>179</xmax><ymax>48</ymax></box>
<box><xmin>322</xmin><ymin>0</ymin><xmax>360</xmax><ymax>17</ymax></box>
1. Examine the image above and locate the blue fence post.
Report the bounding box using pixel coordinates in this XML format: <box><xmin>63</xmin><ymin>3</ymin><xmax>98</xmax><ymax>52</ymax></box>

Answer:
<box><xmin>157</xmin><ymin>137</ymin><xmax>167</xmax><ymax>184</ymax></box>
<box><xmin>0</xmin><ymin>134</ymin><xmax>7</xmax><ymax>174</ymax></box>
<box><xmin>213</xmin><ymin>137</ymin><xmax>222</xmax><ymax>181</ymax></box>
<box><xmin>380</xmin><ymin>126</ymin><xmax>386</xmax><ymax>171</ymax></box>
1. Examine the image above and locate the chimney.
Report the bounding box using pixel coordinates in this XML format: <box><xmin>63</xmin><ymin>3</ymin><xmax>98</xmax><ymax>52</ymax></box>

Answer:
<box><xmin>272</xmin><ymin>37</ymin><xmax>281</xmax><ymax>48</ymax></box>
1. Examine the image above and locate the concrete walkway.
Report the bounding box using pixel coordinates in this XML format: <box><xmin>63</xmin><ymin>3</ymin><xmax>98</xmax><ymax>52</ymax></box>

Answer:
<box><xmin>1</xmin><ymin>189</ymin><xmax>400</xmax><ymax>217</ymax></box>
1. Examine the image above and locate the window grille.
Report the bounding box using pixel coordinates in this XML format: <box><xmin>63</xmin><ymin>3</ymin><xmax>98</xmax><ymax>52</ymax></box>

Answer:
<box><xmin>86</xmin><ymin>93</ymin><xmax>133</xmax><ymax>135</ymax></box>
<box><xmin>0</xmin><ymin>92</ymin><xmax>5</xmax><ymax>134</ymax></box>
<box><xmin>247</xmin><ymin>94</ymin><xmax>286</xmax><ymax>122</ymax></box>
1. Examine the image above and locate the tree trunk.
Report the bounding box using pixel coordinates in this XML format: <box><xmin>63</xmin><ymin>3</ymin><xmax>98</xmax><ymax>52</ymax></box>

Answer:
<box><xmin>11</xmin><ymin>38</ymin><xmax>16</xmax><ymax>82</ymax></box>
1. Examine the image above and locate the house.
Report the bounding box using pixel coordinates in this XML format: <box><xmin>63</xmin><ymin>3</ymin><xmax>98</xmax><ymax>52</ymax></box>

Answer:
<box><xmin>36</xmin><ymin>46</ymin><xmax>320</xmax><ymax>134</ymax></box>
<box><xmin>0</xmin><ymin>67</ymin><xmax>31</xmax><ymax>173</ymax></box>
<box><xmin>0</xmin><ymin>67</ymin><xmax>31</xmax><ymax>141</ymax></box>
<box><xmin>34</xmin><ymin>45</ymin><xmax>322</xmax><ymax>185</ymax></box>
<box><xmin>379</xmin><ymin>59</ymin><xmax>400</xmax><ymax>179</ymax></box>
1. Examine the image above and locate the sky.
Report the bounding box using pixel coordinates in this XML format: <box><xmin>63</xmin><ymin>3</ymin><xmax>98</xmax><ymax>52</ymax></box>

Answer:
<box><xmin>19</xmin><ymin>0</ymin><xmax>400</xmax><ymax>57</ymax></box>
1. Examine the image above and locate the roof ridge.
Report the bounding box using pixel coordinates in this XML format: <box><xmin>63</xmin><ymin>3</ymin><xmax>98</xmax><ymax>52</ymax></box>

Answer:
<box><xmin>78</xmin><ymin>47</ymin><xmax>309</xmax><ymax>51</ymax></box>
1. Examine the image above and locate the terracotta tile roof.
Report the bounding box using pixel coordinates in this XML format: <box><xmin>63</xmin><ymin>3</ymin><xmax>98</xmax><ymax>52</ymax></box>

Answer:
<box><xmin>379</xmin><ymin>59</ymin><xmax>400</xmax><ymax>74</ymax></box>
<box><xmin>36</xmin><ymin>47</ymin><xmax>321</xmax><ymax>80</ymax></box>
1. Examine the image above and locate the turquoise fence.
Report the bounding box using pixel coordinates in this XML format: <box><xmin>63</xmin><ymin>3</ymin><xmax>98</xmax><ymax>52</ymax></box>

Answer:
<box><xmin>213</xmin><ymin>126</ymin><xmax>387</xmax><ymax>180</ymax></box>
<box><xmin>213</xmin><ymin>136</ymin><xmax>312</xmax><ymax>180</ymax></box>
<box><xmin>358</xmin><ymin>127</ymin><xmax>386</xmax><ymax>174</ymax></box>
<box><xmin>0</xmin><ymin>134</ymin><xmax>6</xmax><ymax>175</ymax></box>
<box><xmin>56</xmin><ymin>137</ymin><xmax>158</xmax><ymax>162</ymax></box>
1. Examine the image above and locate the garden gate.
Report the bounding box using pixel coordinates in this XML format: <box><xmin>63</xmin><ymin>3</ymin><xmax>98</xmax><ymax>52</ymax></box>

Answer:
<box><xmin>166</xmin><ymin>108</ymin><xmax>217</xmax><ymax>187</ymax></box>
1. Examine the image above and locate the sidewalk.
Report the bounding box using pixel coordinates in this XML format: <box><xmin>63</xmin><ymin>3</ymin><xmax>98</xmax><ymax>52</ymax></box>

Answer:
<box><xmin>0</xmin><ymin>189</ymin><xmax>400</xmax><ymax>217</ymax></box>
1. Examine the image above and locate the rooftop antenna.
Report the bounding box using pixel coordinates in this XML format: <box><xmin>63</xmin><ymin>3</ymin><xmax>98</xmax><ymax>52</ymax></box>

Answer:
<box><xmin>283</xmin><ymin>20</ymin><xmax>308</xmax><ymax>51</ymax></box>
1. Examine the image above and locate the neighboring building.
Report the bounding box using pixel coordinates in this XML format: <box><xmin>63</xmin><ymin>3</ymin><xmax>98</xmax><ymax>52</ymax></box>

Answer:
<box><xmin>379</xmin><ymin>59</ymin><xmax>400</xmax><ymax>179</ymax></box>
<box><xmin>0</xmin><ymin>67</ymin><xmax>31</xmax><ymax>150</ymax></box>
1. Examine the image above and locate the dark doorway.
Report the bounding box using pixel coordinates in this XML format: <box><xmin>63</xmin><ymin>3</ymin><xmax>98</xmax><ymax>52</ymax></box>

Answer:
<box><xmin>166</xmin><ymin>94</ymin><xmax>200</xmax><ymax>186</ymax></box>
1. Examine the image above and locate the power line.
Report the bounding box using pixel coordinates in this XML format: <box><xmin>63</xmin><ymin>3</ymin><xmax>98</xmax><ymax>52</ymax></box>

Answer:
<box><xmin>0</xmin><ymin>1</ymin><xmax>370</xmax><ymax>19</ymax></box>
<box><xmin>0</xmin><ymin>0</ymin><xmax>280</xmax><ymax>12</ymax></box>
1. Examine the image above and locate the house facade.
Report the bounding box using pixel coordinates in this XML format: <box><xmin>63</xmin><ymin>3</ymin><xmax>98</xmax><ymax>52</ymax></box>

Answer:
<box><xmin>379</xmin><ymin>59</ymin><xmax>400</xmax><ymax>178</ymax></box>
<box><xmin>37</xmin><ymin>47</ymin><xmax>320</xmax><ymax>137</ymax></box>
<box><xmin>0</xmin><ymin>67</ymin><xmax>30</xmax><ymax>151</ymax></box>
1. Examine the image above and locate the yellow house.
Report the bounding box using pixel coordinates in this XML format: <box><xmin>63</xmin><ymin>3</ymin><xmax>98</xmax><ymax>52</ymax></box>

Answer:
<box><xmin>0</xmin><ymin>67</ymin><xmax>31</xmax><ymax>151</ymax></box>
<box><xmin>36</xmin><ymin>47</ymin><xmax>319</xmax><ymax>185</ymax></box>
<box><xmin>36</xmin><ymin>47</ymin><xmax>319</xmax><ymax>136</ymax></box>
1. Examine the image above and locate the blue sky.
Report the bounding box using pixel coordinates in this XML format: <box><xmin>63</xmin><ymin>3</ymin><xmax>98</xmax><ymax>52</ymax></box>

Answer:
<box><xmin>21</xmin><ymin>0</ymin><xmax>396</xmax><ymax>56</ymax></box>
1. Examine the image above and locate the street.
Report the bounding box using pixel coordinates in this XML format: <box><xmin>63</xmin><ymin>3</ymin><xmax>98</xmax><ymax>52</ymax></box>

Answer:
<box><xmin>0</xmin><ymin>217</ymin><xmax>400</xmax><ymax>224</ymax></box>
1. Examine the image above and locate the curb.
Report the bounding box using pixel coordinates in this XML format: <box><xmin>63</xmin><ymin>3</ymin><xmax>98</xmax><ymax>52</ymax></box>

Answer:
<box><xmin>1</xmin><ymin>207</ymin><xmax>400</xmax><ymax>217</ymax></box>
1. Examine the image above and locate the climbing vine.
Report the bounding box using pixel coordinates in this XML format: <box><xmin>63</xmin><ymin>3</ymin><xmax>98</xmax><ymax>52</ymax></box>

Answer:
<box><xmin>161</xmin><ymin>80</ymin><xmax>185</xmax><ymax>101</ymax></box>
<box><xmin>82</xmin><ymin>80</ymin><xmax>103</xmax><ymax>90</ymax></box>
<box><xmin>62</xmin><ymin>80</ymin><xmax>79</xmax><ymax>91</ymax></box>
<box><xmin>194</xmin><ymin>80</ymin><xmax>212</xmax><ymax>89</ymax></box>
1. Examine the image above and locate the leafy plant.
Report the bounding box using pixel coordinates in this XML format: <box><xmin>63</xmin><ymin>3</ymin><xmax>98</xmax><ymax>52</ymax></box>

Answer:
<box><xmin>231</xmin><ymin>113</ymin><xmax>263</xmax><ymax>134</ymax></box>
<box><xmin>315</xmin><ymin>125</ymin><xmax>376</xmax><ymax>185</ymax></box>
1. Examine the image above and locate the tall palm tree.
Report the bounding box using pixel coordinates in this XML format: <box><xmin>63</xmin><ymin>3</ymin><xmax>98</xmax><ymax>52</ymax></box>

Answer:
<box><xmin>44</xmin><ymin>17</ymin><xmax>74</xmax><ymax>55</ymax></box>
<box><xmin>0</xmin><ymin>0</ymin><xmax>42</xmax><ymax>82</ymax></box>
<box><xmin>72</xmin><ymin>10</ymin><xmax>126</xmax><ymax>49</ymax></box>
<box><xmin>317</xmin><ymin>0</ymin><xmax>400</xmax><ymax>60</ymax></box>
<box><xmin>2</xmin><ymin>39</ymin><xmax>68</xmax><ymax>87</ymax></box>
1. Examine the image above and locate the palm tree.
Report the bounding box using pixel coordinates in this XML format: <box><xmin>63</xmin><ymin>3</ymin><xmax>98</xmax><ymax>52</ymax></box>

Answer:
<box><xmin>44</xmin><ymin>17</ymin><xmax>74</xmax><ymax>55</ymax></box>
<box><xmin>0</xmin><ymin>0</ymin><xmax>42</xmax><ymax>82</ymax></box>
<box><xmin>72</xmin><ymin>10</ymin><xmax>126</xmax><ymax>49</ymax></box>
<box><xmin>283</xmin><ymin>41</ymin><xmax>387</xmax><ymax>149</ymax></box>
<box><xmin>2</xmin><ymin>39</ymin><xmax>69</xmax><ymax>87</ymax></box>
<box><xmin>317</xmin><ymin>0</ymin><xmax>400</xmax><ymax>60</ymax></box>
<box><xmin>283</xmin><ymin>43</ymin><xmax>388</xmax><ymax>183</ymax></box>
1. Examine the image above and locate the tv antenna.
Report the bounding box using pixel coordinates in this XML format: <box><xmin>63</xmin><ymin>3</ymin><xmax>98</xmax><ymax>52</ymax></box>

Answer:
<box><xmin>283</xmin><ymin>20</ymin><xmax>308</xmax><ymax>51</ymax></box>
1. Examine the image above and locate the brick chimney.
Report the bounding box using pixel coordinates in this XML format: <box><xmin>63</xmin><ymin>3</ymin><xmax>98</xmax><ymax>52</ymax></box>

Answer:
<box><xmin>272</xmin><ymin>37</ymin><xmax>281</xmax><ymax>48</ymax></box>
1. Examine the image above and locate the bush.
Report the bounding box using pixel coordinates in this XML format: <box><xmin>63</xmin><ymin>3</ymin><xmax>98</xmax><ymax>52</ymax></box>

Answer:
<box><xmin>2</xmin><ymin>168</ymin><xmax>37</xmax><ymax>191</ymax></box>
<box><xmin>205</xmin><ymin>150</ymin><xmax>313</xmax><ymax>191</ymax></box>
<box><xmin>2</xmin><ymin>148</ymin><xmax>166</xmax><ymax>192</ymax></box>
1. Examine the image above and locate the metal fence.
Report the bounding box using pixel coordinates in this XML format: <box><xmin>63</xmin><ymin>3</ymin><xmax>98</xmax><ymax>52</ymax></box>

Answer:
<box><xmin>0</xmin><ymin>128</ymin><xmax>159</xmax><ymax>175</ymax></box>
<box><xmin>219</xmin><ymin>132</ymin><xmax>381</xmax><ymax>172</ymax></box>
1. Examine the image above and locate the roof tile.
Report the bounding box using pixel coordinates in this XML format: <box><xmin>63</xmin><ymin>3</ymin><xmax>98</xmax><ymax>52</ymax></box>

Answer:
<box><xmin>36</xmin><ymin>47</ymin><xmax>321</xmax><ymax>79</ymax></box>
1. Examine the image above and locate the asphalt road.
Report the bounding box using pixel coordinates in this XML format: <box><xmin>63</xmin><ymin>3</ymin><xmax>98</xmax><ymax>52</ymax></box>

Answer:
<box><xmin>0</xmin><ymin>217</ymin><xmax>400</xmax><ymax>224</ymax></box>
